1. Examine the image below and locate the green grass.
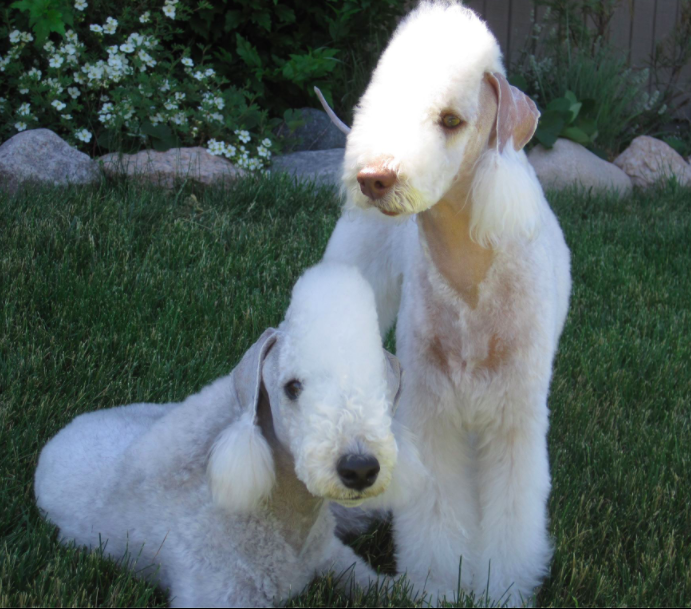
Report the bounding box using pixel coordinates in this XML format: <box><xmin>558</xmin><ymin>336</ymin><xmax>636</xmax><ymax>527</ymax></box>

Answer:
<box><xmin>1</xmin><ymin>176</ymin><xmax>690</xmax><ymax>607</ymax></box>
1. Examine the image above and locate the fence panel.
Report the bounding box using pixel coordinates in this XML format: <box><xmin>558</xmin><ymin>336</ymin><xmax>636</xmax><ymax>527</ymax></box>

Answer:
<box><xmin>463</xmin><ymin>0</ymin><xmax>689</xmax><ymax>118</ymax></box>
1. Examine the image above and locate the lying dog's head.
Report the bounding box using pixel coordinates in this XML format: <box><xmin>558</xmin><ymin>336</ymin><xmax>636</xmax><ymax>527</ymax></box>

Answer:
<box><xmin>208</xmin><ymin>263</ymin><xmax>403</xmax><ymax>511</ymax></box>
<box><xmin>343</xmin><ymin>1</ymin><xmax>543</xmax><ymax>247</ymax></box>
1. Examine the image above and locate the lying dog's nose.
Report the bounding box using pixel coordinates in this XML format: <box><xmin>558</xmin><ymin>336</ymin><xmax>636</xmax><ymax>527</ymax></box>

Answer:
<box><xmin>337</xmin><ymin>454</ymin><xmax>380</xmax><ymax>491</ymax></box>
<box><xmin>357</xmin><ymin>167</ymin><xmax>396</xmax><ymax>200</ymax></box>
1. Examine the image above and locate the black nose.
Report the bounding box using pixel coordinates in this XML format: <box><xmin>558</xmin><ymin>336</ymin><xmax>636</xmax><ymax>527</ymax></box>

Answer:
<box><xmin>337</xmin><ymin>454</ymin><xmax>380</xmax><ymax>491</ymax></box>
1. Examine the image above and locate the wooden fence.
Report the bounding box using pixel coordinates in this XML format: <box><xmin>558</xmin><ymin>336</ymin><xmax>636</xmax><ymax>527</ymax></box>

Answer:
<box><xmin>462</xmin><ymin>0</ymin><xmax>690</xmax><ymax>117</ymax></box>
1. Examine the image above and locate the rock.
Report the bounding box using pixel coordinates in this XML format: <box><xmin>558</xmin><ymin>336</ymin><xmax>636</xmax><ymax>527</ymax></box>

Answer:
<box><xmin>613</xmin><ymin>135</ymin><xmax>691</xmax><ymax>187</ymax></box>
<box><xmin>528</xmin><ymin>138</ymin><xmax>632</xmax><ymax>196</ymax></box>
<box><xmin>99</xmin><ymin>147</ymin><xmax>244</xmax><ymax>189</ymax></box>
<box><xmin>0</xmin><ymin>129</ymin><xmax>100</xmax><ymax>194</ymax></box>
<box><xmin>275</xmin><ymin>108</ymin><xmax>347</xmax><ymax>152</ymax></box>
<box><xmin>270</xmin><ymin>149</ymin><xmax>344</xmax><ymax>187</ymax></box>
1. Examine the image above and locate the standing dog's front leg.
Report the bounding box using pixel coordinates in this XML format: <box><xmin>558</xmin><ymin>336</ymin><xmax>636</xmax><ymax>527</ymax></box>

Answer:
<box><xmin>474</xmin><ymin>402</ymin><xmax>553</xmax><ymax>607</ymax></box>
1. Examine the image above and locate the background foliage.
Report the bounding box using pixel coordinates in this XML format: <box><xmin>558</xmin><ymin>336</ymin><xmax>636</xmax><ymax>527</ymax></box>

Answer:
<box><xmin>512</xmin><ymin>0</ymin><xmax>691</xmax><ymax>158</ymax></box>
<box><xmin>0</xmin><ymin>0</ymin><xmax>407</xmax><ymax>156</ymax></box>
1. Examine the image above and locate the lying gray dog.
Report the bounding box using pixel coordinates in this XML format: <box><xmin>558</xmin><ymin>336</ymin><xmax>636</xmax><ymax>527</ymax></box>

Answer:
<box><xmin>35</xmin><ymin>262</ymin><xmax>417</xmax><ymax>607</ymax></box>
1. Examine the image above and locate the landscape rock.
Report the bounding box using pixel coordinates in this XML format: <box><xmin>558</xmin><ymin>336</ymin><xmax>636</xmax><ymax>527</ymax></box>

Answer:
<box><xmin>0</xmin><ymin>129</ymin><xmax>100</xmax><ymax>194</ymax></box>
<box><xmin>275</xmin><ymin>108</ymin><xmax>347</xmax><ymax>152</ymax></box>
<box><xmin>99</xmin><ymin>147</ymin><xmax>244</xmax><ymax>189</ymax></box>
<box><xmin>271</xmin><ymin>148</ymin><xmax>344</xmax><ymax>187</ymax></box>
<box><xmin>528</xmin><ymin>138</ymin><xmax>633</xmax><ymax>196</ymax></box>
<box><xmin>613</xmin><ymin>135</ymin><xmax>691</xmax><ymax>188</ymax></box>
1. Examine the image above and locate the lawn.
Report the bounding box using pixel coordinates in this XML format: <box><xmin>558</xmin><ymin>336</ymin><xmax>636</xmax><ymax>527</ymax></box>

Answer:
<box><xmin>1</xmin><ymin>176</ymin><xmax>690</xmax><ymax>607</ymax></box>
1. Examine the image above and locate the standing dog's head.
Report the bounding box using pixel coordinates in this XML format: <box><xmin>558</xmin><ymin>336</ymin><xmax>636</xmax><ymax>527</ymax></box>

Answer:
<box><xmin>342</xmin><ymin>1</ymin><xmax>543</xmax><ymax>247</ymax></box>
<box><xmin>208</xmin><ymin>263</ymin><xmax>406</xmax><ymax>512</ymax></box>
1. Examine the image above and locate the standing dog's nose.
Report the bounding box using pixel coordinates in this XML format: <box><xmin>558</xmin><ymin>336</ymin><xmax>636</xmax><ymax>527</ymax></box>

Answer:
<box><xmin>357</xmin><ymin>167</ymin><xmax>397</xmax><ymax>199</ymax></box>
<box><xmin>337</xmin><ymin>454</ymin><xmax>380</xmax><ymax>491</ymax></box>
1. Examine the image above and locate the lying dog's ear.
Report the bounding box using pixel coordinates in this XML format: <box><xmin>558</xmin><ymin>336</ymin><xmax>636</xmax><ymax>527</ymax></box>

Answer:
<box><xmin>468</xmin><ymin>72</ymin><xmax>543</xmax><ymax>248</ymax></box>
<box><xmin>384</xmin><ymin>350</ymin><xmax>403</xmax><ymax>413</ymax></box>
<box><xmin>208</xmin><ymin>328</ymin><xmax>278</xmax><ymax>512</ymax></box>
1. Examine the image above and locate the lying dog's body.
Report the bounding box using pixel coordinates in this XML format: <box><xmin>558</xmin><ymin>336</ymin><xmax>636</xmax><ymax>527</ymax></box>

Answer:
<box><xmin>35</xmin><ymin>263</ymin><xmax>410</xmax><ymax>607</ymax></box>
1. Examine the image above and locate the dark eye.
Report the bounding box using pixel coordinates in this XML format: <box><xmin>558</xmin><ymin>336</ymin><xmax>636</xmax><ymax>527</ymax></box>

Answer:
<box><xmin>284</xmin><ymin>380</ymin><xmax>303</xmax><ymax>401</ymax></box>
<box><xmin>441</xmin><ymin>113</ymin><xmax>464</xmax><ymax>130</ymax></box>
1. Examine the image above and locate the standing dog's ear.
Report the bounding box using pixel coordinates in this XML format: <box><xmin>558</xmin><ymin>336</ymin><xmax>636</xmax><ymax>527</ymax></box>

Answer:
<box><xmin>208</xmin><ymin>328</ymin><xmax>278</xmax><ymax>512</ymax></box>
<box><xmin>469</xmin><ymin>72</ymin><xmax>543</xmax><ymax>248</ymax></box>
<box><xmin>485</xmin><ymin>72</ymin><xmax>540</xmax><ymax>154</ymax></box>
<box><xmin>384</xmin><ymin>350</ymin><xmax>403</xmax><ymax>414</ymax></box>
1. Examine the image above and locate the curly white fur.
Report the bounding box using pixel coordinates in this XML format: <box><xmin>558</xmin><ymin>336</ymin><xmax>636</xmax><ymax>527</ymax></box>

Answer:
<box><xmin>324</xmin><ymin>2</ymin><xmax>572</xmax><ymax>606</ymax></box>
<box><xmin>208</xmin><ymin>412</ymin><xmax>276</xmax><ymax>512</ymax></box>
<box><xmin>35</xmin><ymin>262</ymin><xmax>417</xmax><ymax>607</ymax></box>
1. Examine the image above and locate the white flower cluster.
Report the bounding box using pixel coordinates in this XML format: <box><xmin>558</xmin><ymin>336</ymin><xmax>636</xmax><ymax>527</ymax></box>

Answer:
<box><xmin>138</xmin><ymin>49</ymin><xmax>157</xmax><ymax>71</ymax></box>
<box><xmin>44</xmin><ymin>34</ymin><xmax>84</xmax><ymax>72</ymax></box>
<box><xmin>98</xmin><ymin>102</ymin><xmax>115</xmax><ymax>126</ymax></box>
<box><xmin>75</xmin><ymin>128</ymin><xmax>92</xmax><ymax>142</ymax></box>
<box><xmin>45</xmin><ymin>78</ymin><xmax>64</xmax><ymax>94</ymax></box>
<box><xmin>163</xmin><ymin>0</ymin><xmax>179</xmax><ymax>19</ymax></box>
<box><xmin>235</xmin><ymin>130</ymin><xmax>251</xmax><ymax>144</ymax></box>
<box><xmin>0</xmin><ymin>3</ymin><xmax>270</xmax><ymax>171</ymax></box>
<box><xmin>206</xmin><ymin>136</ymin><xmax>272</xmax><ymax>172</ymax></box>
<box><xmin>207</xmin><ymin>138</ymin><xmax>237</xmax><ymax>158</ymax></box>
<box><xmin>192</xmin><ymin>68</ymin><xmax>215</xmax><ymax>81</ymax></box>
<box><xmin>9</xmin><ymin>30</ymin><xmax>34</xmax><ymax>45</ymax></box>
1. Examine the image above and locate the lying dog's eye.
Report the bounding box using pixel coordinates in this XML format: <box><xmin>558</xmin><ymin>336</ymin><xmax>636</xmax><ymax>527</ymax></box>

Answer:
<box><xmin>441</xmin><ymin>114</ymin><xmax>464</xmax><ymax>129</ymax></box>
<box><xmin>284</xmin><ymin>380</ymin><xmax>303</xmax><ymax>401</ymax></box>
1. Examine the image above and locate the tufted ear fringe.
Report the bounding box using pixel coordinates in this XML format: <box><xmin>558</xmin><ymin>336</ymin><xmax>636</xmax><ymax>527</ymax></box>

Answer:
<box><xmin>207</xmin><ymin>329</ymin><xmax>278</xmax><ymax>512</ymax></box>
<box><xmin>208</xmin><ymin>413</ymin><xmax>276</xmax><ymax>512</ymax></box>
<box><xmin>469</xmin><ymin>144</ymin><xmax>543</xmax><ymax>248</ymax></box>
<box><xmin>469</xmin><ymin>73</ymin><xmax>543</xmax><ymax>248</ymax></box>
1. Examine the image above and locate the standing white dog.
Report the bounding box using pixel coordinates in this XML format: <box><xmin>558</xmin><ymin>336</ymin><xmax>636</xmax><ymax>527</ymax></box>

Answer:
<box><xmin>35</xmin><ymin>263</ymin><xmax>416</xmax><ymax>607</ymax></box>
<box><xmin>323</xmin><ymin>2</ymin><xmax>571</xmax><ymax>605</ymax></box>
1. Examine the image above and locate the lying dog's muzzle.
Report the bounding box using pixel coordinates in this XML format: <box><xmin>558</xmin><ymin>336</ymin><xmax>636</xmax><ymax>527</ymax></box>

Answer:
<box><xmin>336</xmin><ymin>453</ymin><xmax>380</xmax><ymax>491</ymax></box>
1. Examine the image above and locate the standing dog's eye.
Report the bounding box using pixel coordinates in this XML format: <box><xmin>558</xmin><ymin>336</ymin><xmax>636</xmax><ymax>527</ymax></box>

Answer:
<box><xmin>284</xmin><ymin>380</ymin><xmax>303</xmax><ymax>401</ymax></box>
<box><xmin>441</xmin><ymin>114</ymin><xmax>464</xmax><ymax>129</ymax></box>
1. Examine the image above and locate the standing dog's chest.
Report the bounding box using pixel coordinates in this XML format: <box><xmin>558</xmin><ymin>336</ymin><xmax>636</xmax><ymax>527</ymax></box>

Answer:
<box><xmin>407</xmin><ymin>254</ymin><xmax>517</xmax><ymax>386</ymax></box>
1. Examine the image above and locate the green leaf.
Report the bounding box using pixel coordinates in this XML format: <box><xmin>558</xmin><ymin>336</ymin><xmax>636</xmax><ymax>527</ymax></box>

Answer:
<box><xmin>274</xmin><ymin>4</ymin><xmax>296</xmax><ymax>24</ymax></box>
<box><xmin>564</xmin><ymin>90</ymin><xmax>578</xmax><ymax>105</ymax></box>
<box><xmin>562</xmin><ymin>126</ymin><xmax>593</xmax><ymax>146</ymax></box>
<box><xmin>236</xmin><ymin>34</ymin><xmax>262</xmax><ymax>69</ymax></box>
<box><xmin>546</xmin><ymin>98</ymin><xmax>572</xmax><ymax>117</ymax></box>
<box><xmin>568</xmin><ymin>101</ymin><xmax>582</xmax><ymax>123</ymax></box>
<box><xmin>508</xmin><ymin>74</ymin><xmax>529</xmax><ymax>92</ymax></box>
<box><xmin>96</xmin><ymin>131</ymin><xmax>115</xmax><ymax>151</ymax></box>
<box><xmin>250</xmin><ymin>11</ymin><xmax>271</xmax><ymax>32</ymax></box>
<box><xmin>535</xmin><ymin>112</ymin><xmax>566</xmax><ymax>148</ymax></box>
<box><xmin>662</xmin><ymin>137</ymin><xmax>689</xmax><ymax>156</ymax></box>
<box><xmin>575</xmin><ymin>117</ymin><xmax>598</xmax><ymax>138</ymax></box>
<box><xmin>214</xmin><ymin>48</ymin><xmax>234</xmax><ymax>66</ymax></box>
<box><xmin>141</xmin><ymin>122</ymin><xmax>173</xmax><ymax>141</ymax></box>
<box><xmin>10</xmin><ymin>0</ymin><xmax>33</xmax><ymax>11</ymax></box>
<box><xmin>224</xmin><ymin>10</ymin><xmax>242</xmax><ymax>31</ymax></box>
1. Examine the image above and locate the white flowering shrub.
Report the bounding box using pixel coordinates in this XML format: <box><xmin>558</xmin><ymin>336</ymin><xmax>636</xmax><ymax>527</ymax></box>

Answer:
<box><xmin>0</xmin><ymin>1</ymin><xmax>272</xmax><ymax>171</ymax></box>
